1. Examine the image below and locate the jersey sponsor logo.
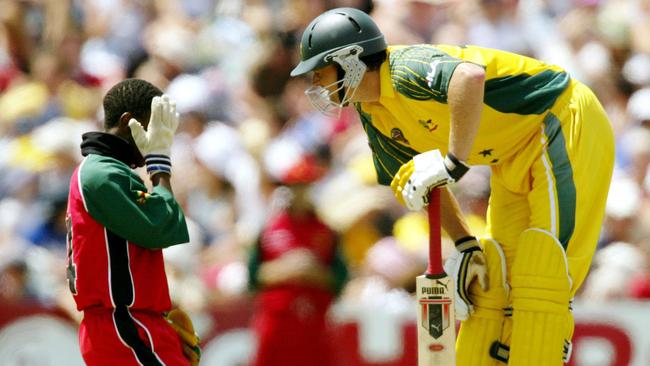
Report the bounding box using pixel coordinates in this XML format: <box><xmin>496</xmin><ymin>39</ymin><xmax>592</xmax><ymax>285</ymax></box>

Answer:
<box><xmin>418</xmin><ymin>119</ymin><xmax>438</xmax><ymax>132</ymax></box>
<box><xmin>391</xmin><ymin>128</ymin><xmax>409</xmax><ymax>144</ymax></box>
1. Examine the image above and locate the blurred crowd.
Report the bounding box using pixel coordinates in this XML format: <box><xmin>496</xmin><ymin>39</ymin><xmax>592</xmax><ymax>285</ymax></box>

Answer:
<box><xmin>1</xmin><ymin>0</ymin><xmax>650</xmax><ymax>333</ymax></box>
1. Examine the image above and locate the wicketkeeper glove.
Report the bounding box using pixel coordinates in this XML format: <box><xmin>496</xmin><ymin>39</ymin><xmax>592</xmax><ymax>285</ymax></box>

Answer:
<box><xmin>390</xmin><ymin>150</ymin><xmax>469</xmax><ymax>211</ymax></box>
<box><xmin>128</xmin><ymin>95</ymin><xmax>180</xmax><ymax>177</ymax></box>
<box><xmin>166</xmin><ymin>308</ymin><xmax>201</xmax><ymax>365</ymax></box>
<box><xmin>443</xmin><ymin>236</ymin><xmax>489</xmax><ymax>320</ymax></box>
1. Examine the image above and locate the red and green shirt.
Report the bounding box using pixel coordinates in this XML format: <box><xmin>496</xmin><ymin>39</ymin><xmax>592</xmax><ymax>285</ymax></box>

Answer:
<box><xmin>66</xmin><ymin>146</ymin><xmax>189</xmax><ymax>312</ymax></box>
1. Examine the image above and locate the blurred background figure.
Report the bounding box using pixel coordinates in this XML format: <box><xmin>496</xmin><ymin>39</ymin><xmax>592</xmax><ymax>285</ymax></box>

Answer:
<box><xmin>581</xmin><ymin>176</ymin><xmax>646</xmax><ymax>300</ymax></box>
<box><xmin>248</xmin><ymin>154</ymin><xmax>348</xmax><ymax>366</ymax></box>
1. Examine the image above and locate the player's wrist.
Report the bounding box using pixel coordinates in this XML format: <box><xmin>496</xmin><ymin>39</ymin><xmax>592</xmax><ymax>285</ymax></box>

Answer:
<box><xmin>444</xmin><ymin>152</ymin><xmax>470</xmax><ymax>182</ymax></box>
<box><xmin>144</xmin><ymin>153</ymin><xmax>172</xmax><ymax>177</ymax></box>
<box><xmin>454</xmin><ymin>236</ymin><xmax>480</xmax><ymax>252</ymax></box>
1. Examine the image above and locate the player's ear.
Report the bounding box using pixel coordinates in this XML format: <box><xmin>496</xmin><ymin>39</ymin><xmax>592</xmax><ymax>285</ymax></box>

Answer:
<box><xmin>118</xmin><ymin>112</ymin><xmax>133</xmax><ymax>128</ymax></box>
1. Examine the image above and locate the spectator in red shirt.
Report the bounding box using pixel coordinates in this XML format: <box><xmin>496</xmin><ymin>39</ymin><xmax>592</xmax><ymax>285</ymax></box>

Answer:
<box><xmin>248</xmin><ymin>155</ymin><xmax>348</xmax><ymax>366</ymax></box>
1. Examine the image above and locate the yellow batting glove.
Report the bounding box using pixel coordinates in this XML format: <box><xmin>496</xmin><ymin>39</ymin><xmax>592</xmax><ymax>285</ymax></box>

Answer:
<box><xmin>390</xmin><ymin>159</ymin><xmax>414</xmax><ymax>206</ymax></box>
<box><xmin>166</xmin><ymin>309</ymin><xmax>201</xmax><ymax>365</ymax></box>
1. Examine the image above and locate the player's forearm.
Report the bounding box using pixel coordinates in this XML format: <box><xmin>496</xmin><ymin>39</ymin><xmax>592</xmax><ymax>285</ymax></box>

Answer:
<box><xmin>257</xmin><ymin>260</ymin><xmax>334</xmax><ymax>289</ymax></box>
<box><xmin>447</xmin><ymin>62</ymin><xmax>485</xmax><ymax>162</ymax></box>
<box><xmin>151</xmin><ymin>172</ymin><xmax>173</xmax><ymax>194</ymax></box>
<box><xmin>257</xmin><ymin>260</ymin><xmax>293</xmax><ymax>287</ymax></box>
<box><xmin>301</xmin><ymin>266</ymin><xmax>334</xmax><ymax>289</ymax></box>
<box><xmin>440</xmin><ymin>187</ymin><xmax>472</xmax><ymax>242</ymax></box>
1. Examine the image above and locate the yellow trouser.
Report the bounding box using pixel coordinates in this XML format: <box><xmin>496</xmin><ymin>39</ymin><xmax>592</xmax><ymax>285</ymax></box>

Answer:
<box><xmin>457</xmin><ymin>81</ymin><xmax>614</xmax><ymax>365</ymax></box>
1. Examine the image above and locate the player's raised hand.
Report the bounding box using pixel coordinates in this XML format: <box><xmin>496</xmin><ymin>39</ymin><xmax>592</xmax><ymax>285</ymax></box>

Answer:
<box><xmin>129</xmin><ymin>95</ymin><xmax>180</xmax><ymax>176</ymax></box>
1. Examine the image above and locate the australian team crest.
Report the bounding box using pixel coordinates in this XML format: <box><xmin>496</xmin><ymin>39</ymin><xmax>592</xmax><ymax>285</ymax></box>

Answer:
<box><xmin>419</xmin><ymin>296</ymin><xmax>452</xmax><ymax>339</ymax></box>
<box><xmin>391</xmin><ymin>128</ymin><xmax>409</xmax><ymax>144</ymax></box>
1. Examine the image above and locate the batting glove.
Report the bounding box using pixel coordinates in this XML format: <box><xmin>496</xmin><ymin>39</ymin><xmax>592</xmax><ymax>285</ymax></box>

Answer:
<box><xmin>166</xmin><ymin>308</ymin><xmax>201</xmax><ymax>366</ymax></box>
<box><xmin>128</xmin><ymin>95</ymin><xmax>180</xmax><ymax>177</ymax></box>
<box><xmin>443</xmin><ymin>236</ymin><xmax>489</xmax><ymax>320</ymax></box>
<box><xmin>390</xmin><ymin>150</ymin><xmax>469</xmax><ymax>211</ymax></box>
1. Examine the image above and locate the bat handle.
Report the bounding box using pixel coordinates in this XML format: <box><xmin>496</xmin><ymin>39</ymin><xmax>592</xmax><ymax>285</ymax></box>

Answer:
<box><xmin>427</xmin><ymin>188</ymin><xmax>443</xmax><ymax>276</ymax></box>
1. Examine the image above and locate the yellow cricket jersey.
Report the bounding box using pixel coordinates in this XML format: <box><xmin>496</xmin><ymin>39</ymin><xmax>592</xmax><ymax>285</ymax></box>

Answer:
<box><xmin>357</xmin><ymin>44</ymin><xmax>572</xmax><ymax>185</ymax></box>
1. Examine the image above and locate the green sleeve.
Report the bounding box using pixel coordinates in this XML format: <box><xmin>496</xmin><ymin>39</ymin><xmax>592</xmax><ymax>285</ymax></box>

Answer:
<box><xmin>390</xmin><ymin>45</ymin><xmax>464</xmax><ymax>103</ymax></box>
<box><xmin>247</xmin><ymin>239</ymin><xmax>262</xmax><ymax>292</ymax></box>
<box><xmin>81</xmin><ymin>156</ymin><xmax>189</xmax><ymax>249</ymax></box>
<box><xmin>330</xmin><ymin>244</ymin><xmax>348</xmax><ymax>296</ymax></box>
<box><xmin>356</xmin><ymin>104</ymin><xmax>420</xmax><ymax>185</ymax></box>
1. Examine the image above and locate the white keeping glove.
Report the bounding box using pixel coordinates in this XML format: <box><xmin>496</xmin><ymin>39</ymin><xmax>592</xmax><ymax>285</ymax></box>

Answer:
<box><xmin>443</xmin><ymin>237</ymin><xmax>489</xmax><ymax>321</ymax></box>
<box><xmin>402</xmin><ymin>150</ymin><xmax>452</xmax><ymax>211</ymax></box>
<box><xmin>128</xmin><ymin>95</ymin><xmax>180</xmax><ymax>176</ymax></box>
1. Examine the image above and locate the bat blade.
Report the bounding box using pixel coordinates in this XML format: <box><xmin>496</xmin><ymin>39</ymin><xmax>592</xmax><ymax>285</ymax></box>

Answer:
<box><xmin>416</xmin><ymin>274</ymin><xmax>456</xmax><ymax>365</ymax></box>
<box><xmin>417</xmin><ymin>188</ymin><xmax>456</xmax><ymax>365</ymax></box>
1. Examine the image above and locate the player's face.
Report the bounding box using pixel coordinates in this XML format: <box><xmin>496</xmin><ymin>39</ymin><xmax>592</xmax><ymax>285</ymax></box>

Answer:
<box><xmin>312</xmin><ymin>65</ymin><xmax>340</xmax><ymax>104</ymax></box>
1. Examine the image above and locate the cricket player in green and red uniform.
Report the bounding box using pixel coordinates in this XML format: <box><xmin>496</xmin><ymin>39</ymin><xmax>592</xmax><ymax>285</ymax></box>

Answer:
<box><xmin>248</xmin><ymin>156</ymin><xmax>348</xmax><ymax>366</ymax></box>
<box><xmin>66</xmin><ymin>79</ymin><xmax>199</xmax><ymax>366</ymax></box>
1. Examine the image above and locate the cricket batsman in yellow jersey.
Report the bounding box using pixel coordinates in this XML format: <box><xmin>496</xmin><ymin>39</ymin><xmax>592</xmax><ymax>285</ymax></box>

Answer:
<box><xmin>291</xmin><ymin>7</ymin><xmax>614</xmax><ymax>366</ymax></box>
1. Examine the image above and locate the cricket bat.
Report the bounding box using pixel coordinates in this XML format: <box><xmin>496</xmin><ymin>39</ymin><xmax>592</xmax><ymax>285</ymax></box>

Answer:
<box><xmin>417</xmin><ymin>188</ymin><xmax>456</xmax><ymax>365</ymax></box>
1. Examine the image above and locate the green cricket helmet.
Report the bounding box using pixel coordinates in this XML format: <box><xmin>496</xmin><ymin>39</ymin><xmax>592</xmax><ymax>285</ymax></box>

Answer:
<box><xmin>292</xmin><ymin>8</ymin><xmax>386</xmax><ymax>116</ymax></box>
<box><xmin>291</xmin><ymin>7</ymin><xmax>387</xmax><ymax>77</ymax></box>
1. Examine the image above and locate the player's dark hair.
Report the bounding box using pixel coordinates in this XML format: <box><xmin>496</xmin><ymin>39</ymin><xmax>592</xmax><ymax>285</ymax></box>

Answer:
<box><xmin>361</xmin><ymin>50</ymin><xmax>387</xmax><ymax>71</ymax></box>
<box><xmin>103</xmin><ymin>79</ymin><xmax>163</xmax><ymax>129</ymax></box>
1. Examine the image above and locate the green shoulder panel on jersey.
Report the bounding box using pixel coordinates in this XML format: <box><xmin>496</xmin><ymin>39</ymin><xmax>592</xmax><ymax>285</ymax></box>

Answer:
<box><xmin>356</xmin><ymin>104</ymin><xmax>420</xmax><ymax>185</ymax></box>
<box><xmin>484</xmin><ymin>70</ymin><xmax>570</xmax><ymax>115</ymax></box>
<box><xmin>80</xmin><ymin>154</ymin><xmax>189</xmax><ymax>249</ymax></box>
<box><xmin>389</xmin><ymin>45</ymin><xmax>464</xmax><ymax>103</ymax></box>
